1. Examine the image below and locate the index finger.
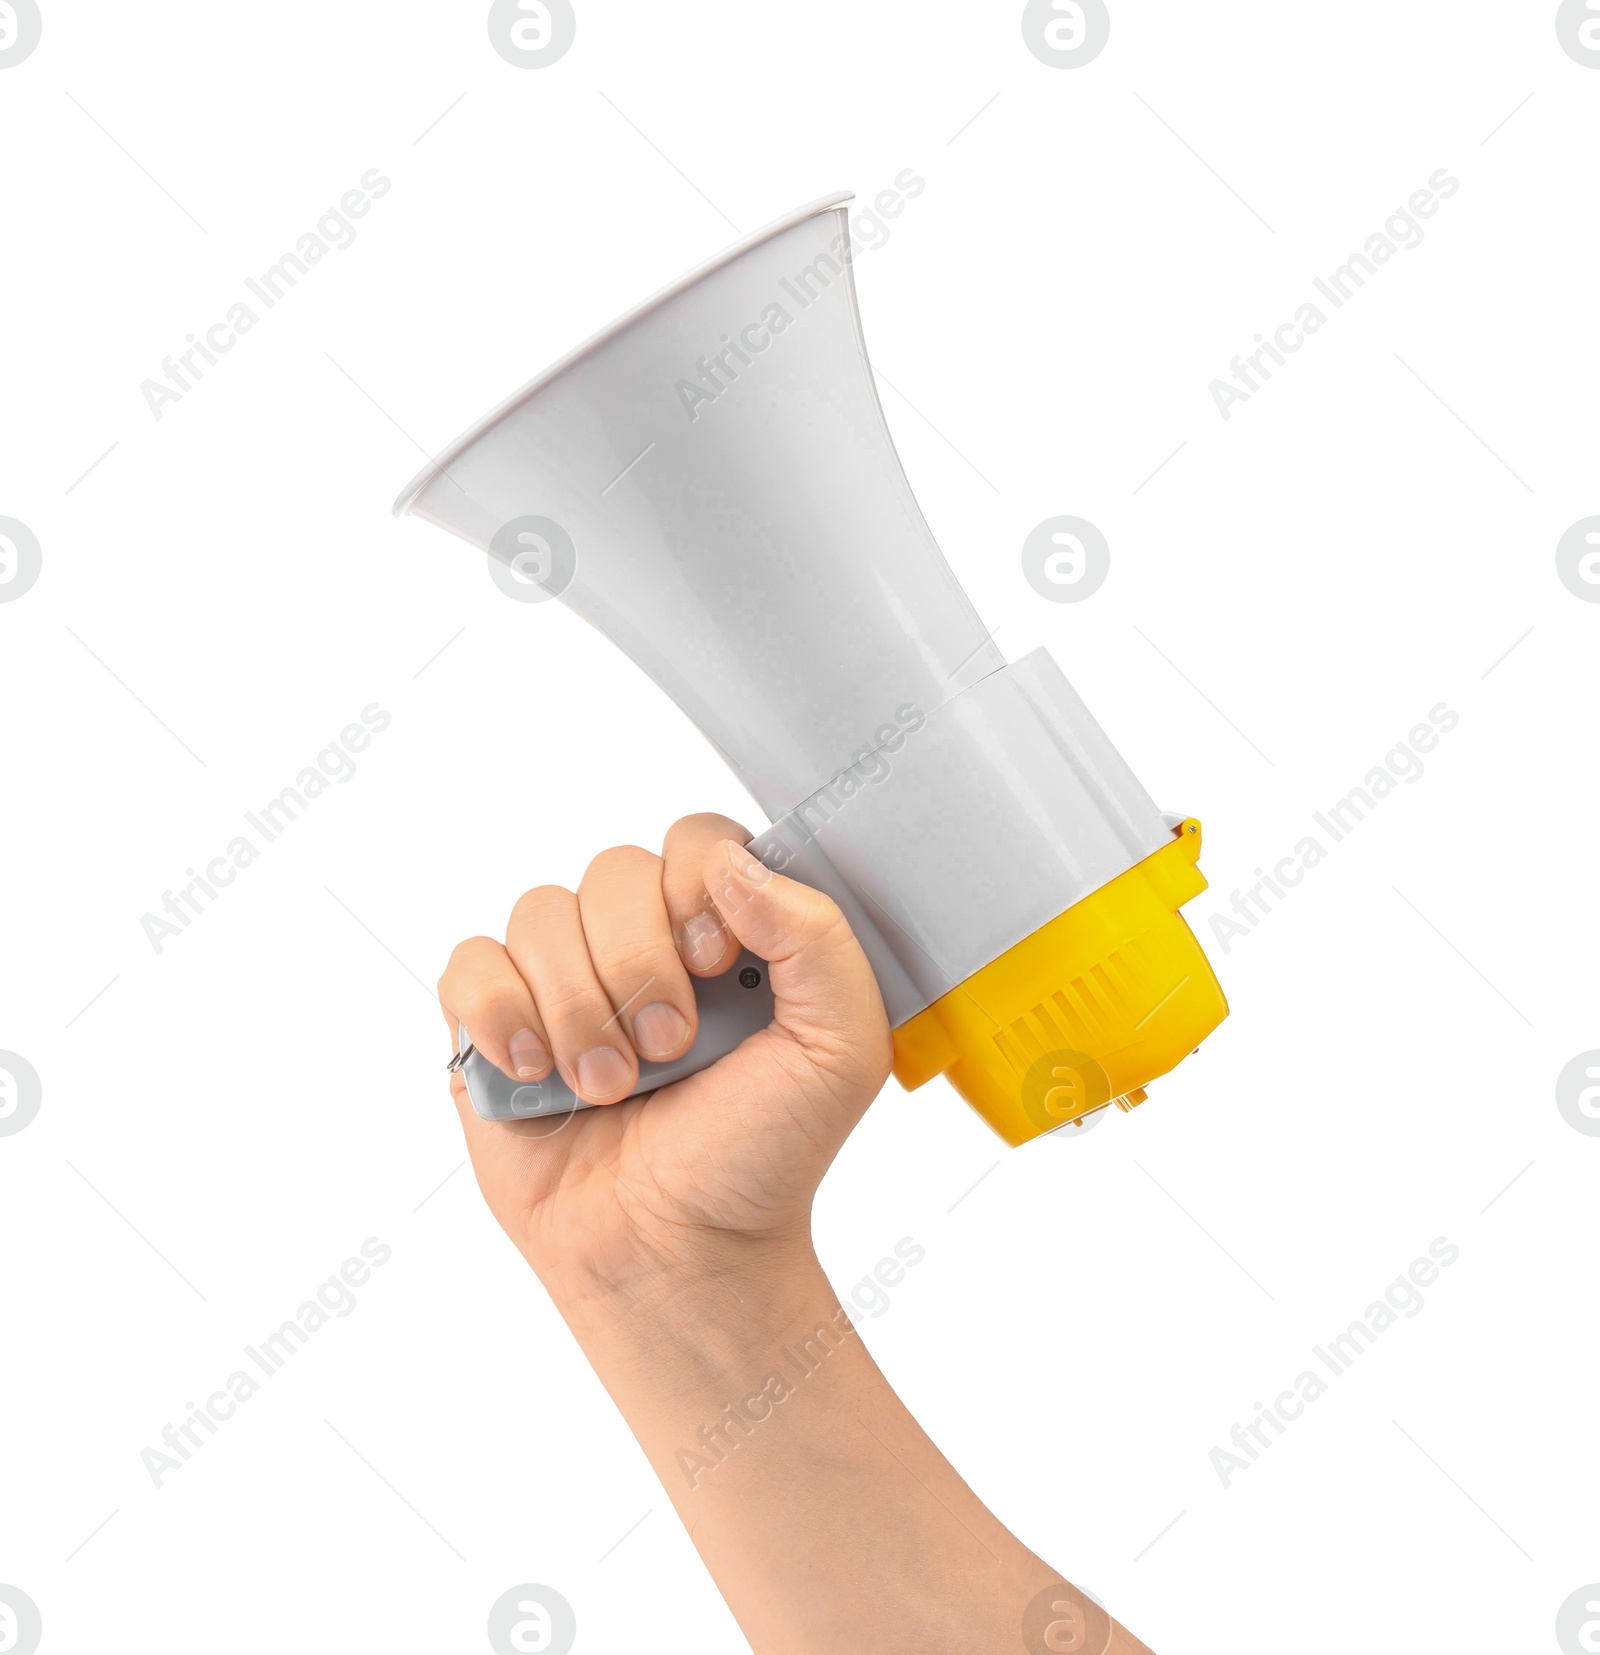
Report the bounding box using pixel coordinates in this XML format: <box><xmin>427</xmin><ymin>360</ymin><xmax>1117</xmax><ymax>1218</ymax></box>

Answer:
<box><xmin>661</xmin><ymin>812</ymin><xmax>752</xmax><ymax>976</ymax></box>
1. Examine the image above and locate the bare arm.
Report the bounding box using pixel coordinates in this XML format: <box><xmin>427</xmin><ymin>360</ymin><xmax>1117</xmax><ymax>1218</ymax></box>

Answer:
<box><xmin>549</xmin><ymin>1243</ymin><xmax>1149</xmax><ymax>1654</ymax></box>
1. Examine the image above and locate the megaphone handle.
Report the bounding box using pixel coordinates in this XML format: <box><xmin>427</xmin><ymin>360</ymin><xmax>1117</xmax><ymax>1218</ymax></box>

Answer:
<box><xmin>454</xmin><ymin>948</ymin><xmax>778</xmax><ymax>1122</ymax></box>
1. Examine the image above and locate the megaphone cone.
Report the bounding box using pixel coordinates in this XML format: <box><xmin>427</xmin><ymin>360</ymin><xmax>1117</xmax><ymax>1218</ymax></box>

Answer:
<box><xmin>398</xmin><ymin>192</ymin><xmax>1227</xmax><ymax>1144</ymax></box>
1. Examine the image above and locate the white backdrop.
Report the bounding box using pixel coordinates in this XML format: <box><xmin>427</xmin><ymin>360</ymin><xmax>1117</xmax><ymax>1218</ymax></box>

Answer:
<box><xmin>2</xmin><ymin>3</ymin><xmax>1597</xmax><ymax>1651</ymax></box>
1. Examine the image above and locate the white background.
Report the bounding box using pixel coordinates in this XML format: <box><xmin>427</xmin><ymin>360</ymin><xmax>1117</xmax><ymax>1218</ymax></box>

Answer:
<box><xmin>2</xmin><ymin>3</ymin><xmax>1597</xmax><ymax>1651</ymax></box>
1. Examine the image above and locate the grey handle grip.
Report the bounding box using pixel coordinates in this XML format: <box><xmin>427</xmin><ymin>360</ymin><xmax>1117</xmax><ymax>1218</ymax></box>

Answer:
<box><xmin>458</xmin><ymin>949</ymin><xmax>777</xmax><ymax>1122</ymax></box>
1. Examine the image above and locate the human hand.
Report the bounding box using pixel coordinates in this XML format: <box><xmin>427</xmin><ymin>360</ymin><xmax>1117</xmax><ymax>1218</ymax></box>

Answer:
<box><xmin>438</xmin><ymin>815</ymin><xmax>1159</xmax><ymax>1655</ymax></box>
<box><xmin>437</xmin><ymin>812</ymin><xmax>892</xmax><ymax>1304</ymax></box>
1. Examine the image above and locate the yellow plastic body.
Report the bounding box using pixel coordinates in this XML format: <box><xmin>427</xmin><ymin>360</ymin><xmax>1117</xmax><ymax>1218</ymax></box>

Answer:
<box><xmin>891</xmin><ymin>819</ymin><xmax>1228</xmax><ymax>1145</ymax></box>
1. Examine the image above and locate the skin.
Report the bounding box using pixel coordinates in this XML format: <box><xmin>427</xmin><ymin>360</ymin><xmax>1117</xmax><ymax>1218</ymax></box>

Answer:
<box><xmin>439</xmin><ymin>812</ymin><xmax>1157</xmax><ymax>1655</ymax></box>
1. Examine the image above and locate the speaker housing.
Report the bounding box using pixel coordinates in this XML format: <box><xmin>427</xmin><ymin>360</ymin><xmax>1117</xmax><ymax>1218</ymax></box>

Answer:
<box><xmin>397</xmin><ymin>192</ymin><xmax>1226</xmax><ymax>1141</ymax></box>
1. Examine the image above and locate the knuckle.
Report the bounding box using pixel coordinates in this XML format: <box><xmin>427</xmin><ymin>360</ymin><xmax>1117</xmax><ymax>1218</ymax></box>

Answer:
<box><xmin>665</xmin><ymin>814</ymin><xmax>710</xmax><ymax>842</ymax></box>
<box><xmin>596</xmin><ymin>937</ymin><xmax>679</xmax><ymax>989</ymax></box>
<box><xmin>662</xmin><ymin>854</ymin><xmax>715</xmax><ymax>902</ymax></box>
<box><xmin>813</xmin><ymin>894</ymin><xmax>849</xmax><ymax>937</ymax></box>
<box><xmin>533</xmin><ymin>976</ymin><xmax>610</xmax><ymax>1022</ymax></box>
<box><xmin>814</xmin><ymin>906</ymin><xmax>859</xmax><ymax>962</ymax></box>
<box><xmin>439</xmin><ymin>936</ymin><xmax>495</xmax><ymax>997</ymax></box>
<box><xmin>677</xmin><ymin>811</ymin><xmax>747</xmax><ymax>838</ymax></box>
<box><xmin>663</xmin><ymin>814</ymin><xmax>747</xmax><ymax>860</ymax></box>
<box><xmin>445</xmin><ymin>934</ymin><xmax>495</xmax><ymax>969</ymax></box>
<box><xmin>455</xmin><ymin>982</ymin><xmax>507</xmax><ymax>1026</ymax></box>
<box><xmin>581</xmin><ymin>843</ymin><xmax>658</xmax><ymax>888</ymax></box>
<box><xmin>509</xmin><ymin>883</ymin><xmax>573</xmax><ymax>933</ymax></box>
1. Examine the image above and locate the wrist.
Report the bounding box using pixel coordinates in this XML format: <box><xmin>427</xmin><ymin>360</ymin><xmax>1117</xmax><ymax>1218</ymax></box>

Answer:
<box><xmin>547</xmin><ymin>1242</ymin><xmax>851</xmax><ymax>1447</ymax></box>
<box><xmin>533</xmin><ymin>1219</ymin><xmax>824</xmax><ymax>1341</ymax></box>
<box><xmin>540</xmin><ymin>1232</ymin><xmax>870</xmax><ymax>1494</ymax></box>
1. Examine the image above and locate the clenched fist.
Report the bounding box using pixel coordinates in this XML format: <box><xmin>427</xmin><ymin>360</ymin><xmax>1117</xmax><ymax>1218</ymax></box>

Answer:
<box><xmin>438</xmin><ymin>812</ymin><xmax>892</xmax><ymax>1300</ymax></box>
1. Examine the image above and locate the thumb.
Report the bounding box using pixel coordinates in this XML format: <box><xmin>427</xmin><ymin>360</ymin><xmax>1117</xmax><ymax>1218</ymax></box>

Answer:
<box><xmin>704</xmin><ymin>839</ymin><xmax>889</xmax><ymax>1059</ymax></box>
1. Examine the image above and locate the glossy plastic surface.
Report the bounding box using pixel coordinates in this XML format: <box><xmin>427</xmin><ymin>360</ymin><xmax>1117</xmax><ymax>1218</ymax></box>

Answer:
<box><xmin>402</xmin><ymin>193</ymin><xmax>1224</xmax><ymax>1137</ymax></box>
<box><xmin>398</xmin><ymin>196</ymin><xmax>1003</xmax><ymax>821</ymax></box>
<box><xmin>891</xmin><ymin>821</ymin><xmax>1229</xmax><ymax>1145</ymax></box>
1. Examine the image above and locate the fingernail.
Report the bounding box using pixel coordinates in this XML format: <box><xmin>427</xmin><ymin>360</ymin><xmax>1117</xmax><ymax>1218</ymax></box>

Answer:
<box><xmin>632</xmin><ymin>1001</ymin><xmax>689</xmax><ymax>1060</ymax></box>
<box><xmin>576</xmin><ymin>1046</ymin><xmax>631</xmax><ymax>1100</ymax></box>
<box><xmin>508</xmin><ymin>1028</ymin><xmax>550</xmax><ymax>1079</ymax></box>
<box><xmin>682</xmin><ymin>911</ymin><xmax>729</xmax><ymax>970</ymax></box>
<box><xmin>727</xmin><ymin>841</ymin><xmax>772</xmax><ymax>887</ymax></box>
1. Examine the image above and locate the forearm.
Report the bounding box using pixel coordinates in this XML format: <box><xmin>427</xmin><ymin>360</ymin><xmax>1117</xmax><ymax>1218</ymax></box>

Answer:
<box><xmin>546</xmin><ymin>1241</ymin><xmax>1153</xmax><ymax>1655</ymax></box>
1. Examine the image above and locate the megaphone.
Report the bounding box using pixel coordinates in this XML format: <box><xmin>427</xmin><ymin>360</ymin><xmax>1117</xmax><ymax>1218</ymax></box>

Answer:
<box><xmin>397</xmin><ymin>191</ymin><xmax>1227</xmax><ymax>1145</ymax></box>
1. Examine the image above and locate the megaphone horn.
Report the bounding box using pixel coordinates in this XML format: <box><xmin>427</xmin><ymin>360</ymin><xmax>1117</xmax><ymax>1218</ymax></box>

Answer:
<box><xmin>397</xmin><ymin>191</ymin><xmax>1227</xmax><ymax>1145</ymax></box>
